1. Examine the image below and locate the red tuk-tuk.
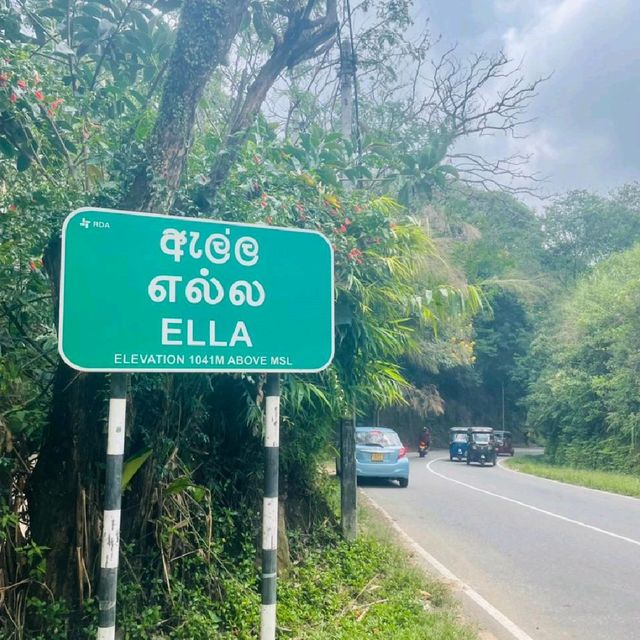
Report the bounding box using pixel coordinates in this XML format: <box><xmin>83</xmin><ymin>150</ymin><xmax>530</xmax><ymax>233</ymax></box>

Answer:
<box><xmin>494</xmin><ymin>430</ymin><xmax>514</xmax><ymax>456</ymax></box>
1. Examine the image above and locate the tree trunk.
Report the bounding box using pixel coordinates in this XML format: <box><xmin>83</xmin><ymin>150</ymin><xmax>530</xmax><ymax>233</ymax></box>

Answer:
<box><xmin>204</xmin><ymin>0</ymin><xmax>337</xmax><ymax>202</ymax></box>
<box><xmin>27</xmin><ymin>0</ymin><xmax>250</xmax><ymax>609</ymax></box>
<box><xmin>123</xmin><ymin>0</ymin><xmax>249</xmax><ymax>212</ymax></box>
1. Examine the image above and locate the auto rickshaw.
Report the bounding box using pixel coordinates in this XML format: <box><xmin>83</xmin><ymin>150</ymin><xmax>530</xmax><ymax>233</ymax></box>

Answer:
<box><xmin>466</xmin><ymin>427</ymin><xmax>497</xmax><ymax>467</ymax></box>
<box><xmin>449</xmin><ymin>428</ymin><xmax>469</xmax><ymax>461</ymax></box>
<box><xmin>494</xmin><ymin>430</ymin><xmax>514</xmax><ymax>456</ymax></box>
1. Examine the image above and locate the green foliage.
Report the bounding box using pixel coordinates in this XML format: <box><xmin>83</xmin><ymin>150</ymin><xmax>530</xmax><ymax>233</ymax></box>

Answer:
<box><xmin>0</xmin><ymin>0</ymin><xmax>177</xmax><ymax>497</ymax></box>
<box><xmin>275</xmin><ymin>489</ymin><xmax>476</xmax><ymax>640</ymax></box>
<box><xmin>442</xmin><ymin>188</ymin><xmax>546</xmax><ymax>285</ymax></box>
<box><xmin>526</xmin><ymin>244</ymin><xmax>640</xmax><ymax>472</ymax></box>
<box><xmin>121</xmin><ymin>448</ymin><xmax>153</xmax><ymax>490</ymax></box>
<box><xmin>14</xmin><ymin>492</ymin><xmax>474</xmax><ymax>640</ymax></box>
<box><xmin>24</xmin><ymin>597</ymin><xmax>70</xmax><ymax>640</ymax></box>
<box><xmin>413</xmin><ymin>188</ymin><xmax>546</xmax><ymax>438</ymax></box>
<box><xmin>195</xmin><ymin>123</ymin><xmax>479</xmax><ymax>415</ymax></box>
<box><xmin>542</xmin><ymin>186</ymin><xmax>640</xmax><ymax>284</ymax></box>
<box><xmin>0</xmin><ymin>504</ymin><xmax>65</xmax><ymax>640</ymax></box>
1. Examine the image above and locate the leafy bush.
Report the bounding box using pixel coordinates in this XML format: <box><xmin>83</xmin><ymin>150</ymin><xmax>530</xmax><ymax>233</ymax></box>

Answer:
<box><xmin>526</xmin><ymin>244</ymin><xmax>640</xmax><ymax>473</ymax></box>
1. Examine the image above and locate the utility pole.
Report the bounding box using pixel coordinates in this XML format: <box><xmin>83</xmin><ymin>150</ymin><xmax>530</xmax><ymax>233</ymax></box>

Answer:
<box><xmin>338</xmin><ymin>12</ymin><xmax>357</xmax><ymax>539</ymax></box>
<box><xmin>340</xmin><ymin>37</ymin><xmax>354</xmax><ymax>141</ymax></box>
<box><xmin>340</xmin><ymin>409</ymin><xmax>357</xmax><ymax>540</ymax></box>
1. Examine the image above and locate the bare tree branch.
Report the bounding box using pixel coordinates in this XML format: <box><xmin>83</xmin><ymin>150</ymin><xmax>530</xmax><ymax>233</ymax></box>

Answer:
<box><xmin>202</xmin><ymin>0</ymin><xmax>338</xmax><ymax>203</ymax></box>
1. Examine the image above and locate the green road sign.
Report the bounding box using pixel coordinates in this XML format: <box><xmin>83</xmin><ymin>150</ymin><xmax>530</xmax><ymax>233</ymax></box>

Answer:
<box><xmin>59</xmin><ymin>208</ymin><xmax>334</xmax><ymax>372</ymax></box>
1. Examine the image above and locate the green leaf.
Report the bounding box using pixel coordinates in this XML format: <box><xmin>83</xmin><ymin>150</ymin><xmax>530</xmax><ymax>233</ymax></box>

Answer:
<box><xmin>153</xmin><ymin>0</ymin><xmax>183</xmax><ymax>11</ymax></box>
<box><xmin>189</xmin><ymin>486</ymin><xmax>206</xmax><ymax>502</ymax></box>
<box><xmin>130</xmin><ymin>9</ymin><xmax>149</xmax><ymax>33</ymax></box>
<box><xmin>165</xmin><ymin>475</ymin><xmax>194</xmax><ymax>496</ymax></box>
<box><xmin>83</xmin><ymin>4</ymin><xmax>109</xmax><ymax>18</ymax></box>
<box><xmin>0</xmin><ymin>137</ymin><xmax>15</xmax><ymax>158</ymax></box>
<box><xmin>316</xmin><ymin>166</ymin><xmax>338</xmax><ymax>187</ymax></box>
<box><xmin>75</xmin><ymin>16</ymin><xmax>99</xmax><ymax>32</ymax></box>
<box><xmin>121</xmin><ymin>449</ymin><xmax>152</xmax><ymax>490</ymax></box>
<box><xmin>16</xmin><ymin>155</ymin><xmax>32</xmax><ymax>172</ymax></box>
<box><xmin>54</xmin><ymin>41</ymin><xmax>76</xmax><ymax>56</ymax></box>
<box><xmin>39</xmin><ymin>7</ymin><xmax>65</xmax><ymax>18</ymax></box>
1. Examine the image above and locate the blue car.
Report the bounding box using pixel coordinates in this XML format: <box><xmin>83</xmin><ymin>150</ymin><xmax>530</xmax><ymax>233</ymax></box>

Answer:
<box><xmin>356</xmin><ymin>427</ymin><xmax>409</xmax><ymax>488</ymax></box>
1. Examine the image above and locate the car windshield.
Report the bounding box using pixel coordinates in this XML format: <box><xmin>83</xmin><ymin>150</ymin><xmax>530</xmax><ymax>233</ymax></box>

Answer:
<box><xmin>473</xmin><ymin>434</ymin><xmax>491</xmax><ymax>444</ymax></box>
<box><xmin>453</xmin><ymin>433</ymin><xmax>467</xmax><ymax>442</ymax></box>
<box><xmin>357</xmin><ymin>430</ymin><xmax>401</xmax><ymax>447</ymax></box>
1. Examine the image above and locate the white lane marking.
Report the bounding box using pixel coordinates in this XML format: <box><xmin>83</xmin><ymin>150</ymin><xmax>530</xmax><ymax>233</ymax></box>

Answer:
<box><xmin>361</xmin><ymin>492</ymin><xmax>535</xmax><ymax>640</ymax></box>
<box><xmin>428</xmin><ymin>457</ymin><xmax>640</xmax><ymax>548</ymax></box>
<box><xmin>497</xmin><ymin>456</ymin><xmax>640</xmax><ymax>503</ymax></box>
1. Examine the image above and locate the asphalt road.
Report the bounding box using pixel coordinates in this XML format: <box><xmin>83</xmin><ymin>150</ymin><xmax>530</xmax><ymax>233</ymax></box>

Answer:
<box><xmin>360</xmin><ymin>449</ymin><xmax>640</xmax><ymax>640</ymax></box>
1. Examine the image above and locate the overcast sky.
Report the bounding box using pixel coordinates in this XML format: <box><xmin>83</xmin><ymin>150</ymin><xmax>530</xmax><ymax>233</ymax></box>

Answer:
<box><xmin>415</xmin><ymin>0</ymin><xmax>640</xmax><ymax>198</ymax></box>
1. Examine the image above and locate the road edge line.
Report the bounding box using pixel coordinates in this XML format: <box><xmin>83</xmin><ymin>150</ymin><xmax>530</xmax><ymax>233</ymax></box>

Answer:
<box><xmin>360</xmin><ymin>492</ymin><xmax>535</xmax><ymax>640</ymax></box>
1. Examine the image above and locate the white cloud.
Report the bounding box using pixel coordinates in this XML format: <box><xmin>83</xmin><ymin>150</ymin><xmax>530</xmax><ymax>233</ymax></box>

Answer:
<box><xmin>424</xmin><ymin>0</ymin><xmax>640</xmax><ymax>195</ymax></box>
<box><xmin>495</xmin><ymin>0</ymin><xmax>638</xmax><ymax>193</ymax></box>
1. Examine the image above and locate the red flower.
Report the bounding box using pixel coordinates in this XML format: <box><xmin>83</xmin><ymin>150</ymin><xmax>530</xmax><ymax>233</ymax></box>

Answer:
<box><xmin>354</xmin><ymin>205</ymin><xmax>362</xmax><ymax>213</ymax></box>
<box><xmin>49</xmin><ymin>98</ymin><xmax>63</xmax><ymax>113</ymax></box>
<box><xmin>34</xmin><ymin>90</ymin><xmax>44</xmax><ymax>101</ymax></box>
<box><xmin>338</xmin><ymin>224</ymin><xmax>347</xmax><ymax>233</ymax></box>
<box><xmin>9</xmin><ymin>93</ymin><xmax>17</xmax><ymax>103</ymax></box>
<box><xmin>348</xmin><ymin>248</ymin><xmax>364</xmax><ymax>264</ymax></box>
<box><xmin>17</xmin><ymin>79</ymin><xmax>26</xmax><ymax>89</ymax></box>
<box><xmin>344</xmin><ymin>218</ymin><xmax>352</xmax><ymax>226</ymax></box>
<box><xmin>8</xmin><ymin>204</ymin><xmax>17</xmax><ymax>211</ymax></box>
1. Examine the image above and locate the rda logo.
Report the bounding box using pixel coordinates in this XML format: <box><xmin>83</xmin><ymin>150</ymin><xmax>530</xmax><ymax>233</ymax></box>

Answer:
<box><xmin>80</xmin><ymin>218</ymin><xmax>110</xmax><ymax>229</ymax></box>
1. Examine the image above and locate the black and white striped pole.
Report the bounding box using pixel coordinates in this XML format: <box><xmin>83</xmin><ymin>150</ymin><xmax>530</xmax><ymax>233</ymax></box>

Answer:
<box><xmin>97</xmin><ymin>373</ymin><xmax>127</xmax><ymax>640</ymax></box>
<box><xmin>260</xmin><ymin>373</ymin><xmax>280</xmax><ymax>640</ymax></box>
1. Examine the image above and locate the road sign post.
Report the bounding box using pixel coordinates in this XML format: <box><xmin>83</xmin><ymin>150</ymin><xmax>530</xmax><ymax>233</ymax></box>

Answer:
<box><xmin>261</xmin><ymin>373</ymin><xmax>280</xmax><ymax>640</ymax></box>
<box><xmin>97</xmin><ymin>373</ymin><xmax>126</xmax><ymax>640</ymax></box>
<box><xmin>58</xmin><ymin>208</ymin><xmax>334</xmax><ymax>639</ymax></box>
